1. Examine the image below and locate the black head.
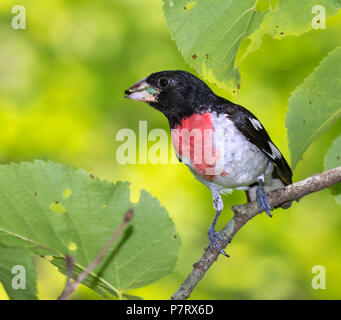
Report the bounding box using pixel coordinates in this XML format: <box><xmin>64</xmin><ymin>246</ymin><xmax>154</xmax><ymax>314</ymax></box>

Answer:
<box><xmin>124</xmin><ymin>70</ymin><xmax>216</xmax><ymax>125</ymax></box>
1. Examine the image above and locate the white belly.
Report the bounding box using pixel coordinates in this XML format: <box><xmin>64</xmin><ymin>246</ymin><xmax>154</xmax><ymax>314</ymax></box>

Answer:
<box><xmin>191</xmin><ymin>113</ymin><xmax>272</xmax><ymax>190</ymax></box>
<box><xmin>214</xmin><ymin>114</ymin><xmax>271</xmax><ymax>187</ymax></box>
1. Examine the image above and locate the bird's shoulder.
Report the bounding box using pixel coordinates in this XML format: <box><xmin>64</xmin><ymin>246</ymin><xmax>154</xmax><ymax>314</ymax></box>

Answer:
<box><xmin>209</xmin><ymin>98</ymin><xmax>293</xmax><ymax>185</ymax></box>
<box><xmin>210</xmin><ymin>98</ymin><xmax>271</xmax><ymax>148</ymax></box>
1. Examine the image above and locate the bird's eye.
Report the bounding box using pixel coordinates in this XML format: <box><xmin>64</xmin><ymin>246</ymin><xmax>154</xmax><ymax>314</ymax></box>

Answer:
<box><xmin>158</xmin><ymin>77</ymin><xmax>170</xmax><ymax>88</ymax></box>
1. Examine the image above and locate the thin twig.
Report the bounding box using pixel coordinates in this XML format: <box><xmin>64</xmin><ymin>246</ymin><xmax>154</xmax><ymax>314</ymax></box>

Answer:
<box><xmin>63</xmin><ymin>255</ymin><xmax>75</xmax><ymax>292</ymax></box>
<box><xmin>58</xmin><ymin>209</ymin><xmax>134</xmax><ymax>300</ymax></box>
<box><xmin>171</xmin><ymin>166</ymin><xmax>341</xmax><ymax>300</ymax></box>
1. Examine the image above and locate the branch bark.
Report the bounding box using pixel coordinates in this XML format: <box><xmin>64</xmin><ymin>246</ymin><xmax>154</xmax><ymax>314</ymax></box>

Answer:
<box><xmin>170</xmin><ymin>166</ymin><xmax>341</xmax><ymax>300</ymax></box>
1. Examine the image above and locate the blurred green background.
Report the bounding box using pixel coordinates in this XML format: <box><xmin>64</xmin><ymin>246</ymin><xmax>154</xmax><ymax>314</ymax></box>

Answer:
<box><xmin>0</xmin><ymin>0</ymin><xmax>340</xmax><ymax>300</ymax></box>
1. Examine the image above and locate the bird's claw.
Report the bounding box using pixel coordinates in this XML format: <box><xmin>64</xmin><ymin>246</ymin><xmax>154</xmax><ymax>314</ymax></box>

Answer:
<box><xmin>256</xmin><ymin>186</ymin><xmax>272</xmax><ymax>217</ymax></box>
<box><xmin>208</xmin><ymin>229</ymin><xmax>229</xmax><ymax>257</ymax></box>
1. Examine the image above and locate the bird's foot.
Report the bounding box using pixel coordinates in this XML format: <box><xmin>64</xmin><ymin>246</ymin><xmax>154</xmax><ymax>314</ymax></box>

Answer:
<box><xmin>256</xmin><ymin>186</ymin><xmax>272</xmax><ymax>217</ymax></box>
<box><xmin>208</xmin><ymin>227</ymin><xmax>229</xmax><ymax>257</ymax></box>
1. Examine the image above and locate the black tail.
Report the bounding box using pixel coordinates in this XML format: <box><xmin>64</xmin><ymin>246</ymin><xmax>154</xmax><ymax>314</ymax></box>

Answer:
<box><xmin>273</xmin><ymin>156</ymin><xmax>293</xmax><ymax>186</ymax></box>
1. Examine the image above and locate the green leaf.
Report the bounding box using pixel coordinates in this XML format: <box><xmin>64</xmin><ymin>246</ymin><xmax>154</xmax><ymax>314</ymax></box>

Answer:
<box><xmin>324</xmin><ymin>135</ymin><xmax>341</xmax><ymax>205</ymax></box>
<box><xmin>245</xmin><ymin>0</ymin><xmax>341</xmax><ymax>57</ymax></box>
<box><xmin>0</xmin><ymin>247</ymin><xmax>37</xmax><ymax>300</ymax></box>
<box><xmin>286</xmin><ymin>47</ymin><xmax>341</xmax><ymax>169</ymax></box>
<box><xmin>163</xmin><ymin>1</ymin><xmax>341</xmax><ymax>90</ymax></box>
<box><xmin>163</xmin><ymin>0</ymin><xmax>263</xmax><ymax>92</ymax></box>
<box><xmin>0</xmin><ymin>160</ymin><xmax>180</xmax><ymax>299</ymax></box>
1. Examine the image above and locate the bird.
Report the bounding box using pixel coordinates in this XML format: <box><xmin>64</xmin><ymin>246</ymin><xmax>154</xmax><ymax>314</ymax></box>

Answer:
<box><xmin>124</xmin><ymin>70</ymin><xmax>293</xmax><ymax>257</ymax></box>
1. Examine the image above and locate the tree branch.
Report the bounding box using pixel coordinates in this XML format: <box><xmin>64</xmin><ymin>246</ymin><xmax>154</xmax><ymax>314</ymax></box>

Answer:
<box><xmin>58</xmin><ymin>209</ymin><xmax>134</xmax><ymax>300</ymax></box>
<box><xmin>170</xmin><ymin>166</ymin><xmax>341</xmax><ymax>300</ymax></box>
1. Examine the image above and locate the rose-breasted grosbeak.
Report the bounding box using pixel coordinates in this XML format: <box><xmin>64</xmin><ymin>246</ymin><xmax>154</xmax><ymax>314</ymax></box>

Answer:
<box><xmin>125</xmin><ymin>70</ymin><xmax>292</xmax><ymax>256</ymax></box>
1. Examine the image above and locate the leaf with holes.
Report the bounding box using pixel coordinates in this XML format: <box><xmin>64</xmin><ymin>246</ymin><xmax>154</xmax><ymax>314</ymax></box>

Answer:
<box><xmin>244</xmin><ymin>0</ymin><xmax>341</xmax><ymax>57</ymax></box>
<box><xmin>286</xmin><ymin>47</ymin><xmax>341</xmax><ymax>169</ymax></box>
<box><xmin>163</xmin><ymin>0</ymin><xmax>264</xmax><ymax>92</ymax></box>
<box><xmin>0</xmin><ymin>247</ymin><xmax>38</xmax><ymax>300</ymax></box>
<box><xmin>324</xmin><ymin>135</ymin><xmax>341</xmax><ymax>205</ymax></box>
<box><xmin>163</xmin><ymin>1</ymin><xmax>341</xmax><ymax>92</ymax></box>
<box><xmin>0</xmin><ymin>161</ymin><xmax>181</xmax><ymax>299</ymax></box>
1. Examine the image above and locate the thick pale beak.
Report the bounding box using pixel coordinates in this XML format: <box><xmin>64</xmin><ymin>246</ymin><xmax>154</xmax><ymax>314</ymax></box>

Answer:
<box><xmin>124</xmin><ymin>78</ymin><xmax>157</xmax><ymax>102</ymax></box>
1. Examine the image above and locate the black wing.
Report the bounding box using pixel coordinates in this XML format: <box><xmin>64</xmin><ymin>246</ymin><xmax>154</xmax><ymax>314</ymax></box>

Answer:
<box><xmin>221</xmin><ymin>102</ymin><xmax>293</xmax><ymax>186</ymax></box>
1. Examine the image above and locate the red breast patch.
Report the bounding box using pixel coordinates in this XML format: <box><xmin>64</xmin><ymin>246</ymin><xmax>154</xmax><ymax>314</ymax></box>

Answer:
<box><xmin>171</xmin><ymin>112</ymin><xmax>219</xmax><ymax>180</ymax></box>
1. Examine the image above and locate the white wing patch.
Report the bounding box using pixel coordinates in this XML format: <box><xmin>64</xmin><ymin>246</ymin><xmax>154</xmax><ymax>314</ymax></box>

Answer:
<box><xmin>269</xmin><ymin>142</ymin><xmax>282</xmax><ymax>159</ymax></box>
<box><xmin>249</xmin><ymin>117</ymin><xmax>262</xmax><ymax>130</ymax></box>
<box><xmin>263</xmin><ymin>150</ymin><xmax>275</xmax><ymax>160</ymax></box>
